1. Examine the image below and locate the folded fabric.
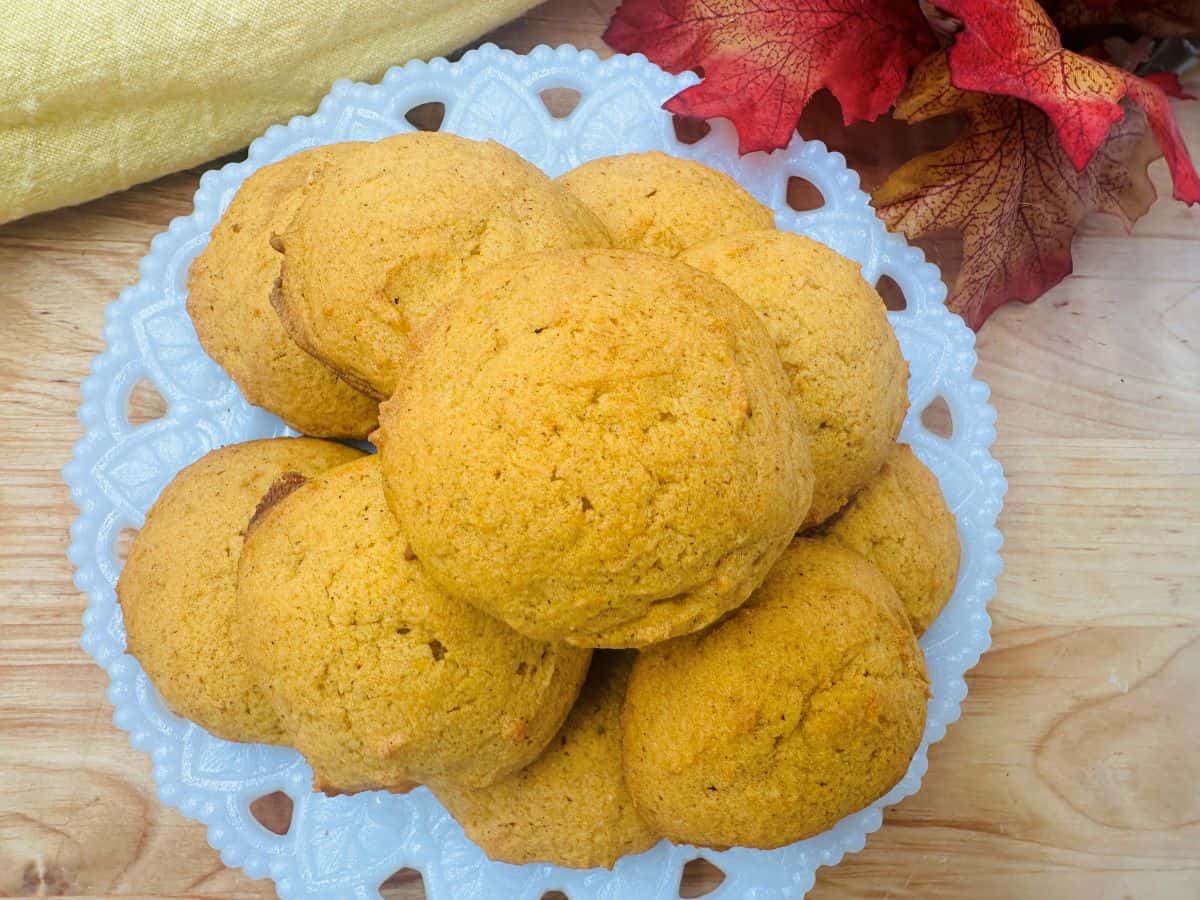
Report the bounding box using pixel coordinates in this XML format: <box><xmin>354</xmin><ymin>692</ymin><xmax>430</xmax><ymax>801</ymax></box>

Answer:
<box><xmin>0</xmin><ymin>0</ymin><xmax>537</xmax><ymax>224</ymax></box>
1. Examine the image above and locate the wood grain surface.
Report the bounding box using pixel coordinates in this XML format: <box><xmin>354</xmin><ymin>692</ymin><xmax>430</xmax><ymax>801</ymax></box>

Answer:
<box><xmin>2</xmin><ymin>1</ymin><xmax>1198</xmax><ymax>897</ymax></box>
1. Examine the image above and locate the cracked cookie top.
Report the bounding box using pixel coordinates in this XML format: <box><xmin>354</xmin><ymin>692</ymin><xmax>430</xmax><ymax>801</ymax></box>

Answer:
<box><xmin>186</xmin><ymin>145</ymin><xmax>380</xmax><ymax>438</ymax></box>
<box><xmin>236</xmin><ymin>454</ymin><xmax>591</xmax><ymax>793</ymax></box>
<box><xmin>434</xmin><ymin>652</ymin><xmax>658</xmax><ymax>869</ymax></box>
<box><xmin>557</xmin><ymin>151</ymin><xmax>774</xmax><ymax>258</ymax></box>
<box><xmin>822</xmin><ymin>443</ymin><xmax>960</xmax><ymax>635</ymax></box>
<box><xmin>681</xmin><ymin>230</ymin><xmax>910</xmax><ymax>529</ymax></box>
<box><xmin>118</xmin><ymin>438</ymin><xmax>364</xmax><ymax>745</ymax></box>
<box><xmin>377</xmin><ymin>249</ymin><xmax>814</xmax><ymax>648</ymax></box>
<box><xmin>271</xmin><ymin>131</ymin><xmax>610</xmax><ymax>399</ymax></box>
<box><xmin>621</xmin><ymin>537</ymin><xmax>928</xmax><ymax>849</ymax></box>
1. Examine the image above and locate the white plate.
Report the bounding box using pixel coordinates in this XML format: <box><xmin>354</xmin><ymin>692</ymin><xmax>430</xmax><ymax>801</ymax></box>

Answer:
<box><xmin>65</xmin><ymin>43</ymin><xmax>1006</xmax><ymax>900</ymax></box>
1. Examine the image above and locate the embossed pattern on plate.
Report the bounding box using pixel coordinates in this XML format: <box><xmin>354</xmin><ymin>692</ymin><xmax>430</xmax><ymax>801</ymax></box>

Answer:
<box><xmin>65</xmin><ymin>43</ymin><xmax>1006</xmax><ymax>900</ymax></box>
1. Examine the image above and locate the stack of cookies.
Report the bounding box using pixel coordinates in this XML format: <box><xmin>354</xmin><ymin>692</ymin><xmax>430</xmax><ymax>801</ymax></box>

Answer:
<box><xmin>118</xmin><ymin>133</ymin><xmax>960</xmax><ymax>867</ymax></box>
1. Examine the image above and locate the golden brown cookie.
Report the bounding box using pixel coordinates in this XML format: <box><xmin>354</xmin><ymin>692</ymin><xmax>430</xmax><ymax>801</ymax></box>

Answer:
<box><xmin>272</xmin><ymin>132</ymin><xmax>610</xmax><ymax>399</ymax></box>
<box><xmin>680</xmin><ymin>230</ymin><xmax>909</xmax><ymax>528</ymax></box>
<box><xmin>118</xmin><ymin>438</ymin><xmax>363</xmax><ymax>743</ymax></box>
<box><xmin>434</xmin><ymin>652</ymin><xmax>659</xmax><ymax>869</ymax></box>
<box><xmin>236</xmin><ymin>455</ymin><xmax>591</xmax><ymax>794</ymax></box>
<box><xmin>621</xmin><ymin>538</ymin><xmax>928</xmax><ymax>850</ymax></box>
<box><xmin>377</xmin><ymin>249</ymin><xmax>813</xmax><ymax>648</ymax></box>
<box><xmin>187</xmin><ymin>146</ymin><xmax>379</xmax><ymax>438</ymax></box>
<box><xmin>556</xmin><ymin>151</ymin><xmax>774</xmax><ymax>257</ymax></box>
<box><xmin>822</xmin><ymin>444</ymin><xmax>960</xmax><ymax>634</ymax></box>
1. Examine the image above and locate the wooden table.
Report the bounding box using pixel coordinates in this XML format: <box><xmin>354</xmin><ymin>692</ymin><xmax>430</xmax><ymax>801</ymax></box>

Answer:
<box><xmin>2</xmin><ymin>2</ymin><xmax>1197</xmax><ymax>897</ymax></box>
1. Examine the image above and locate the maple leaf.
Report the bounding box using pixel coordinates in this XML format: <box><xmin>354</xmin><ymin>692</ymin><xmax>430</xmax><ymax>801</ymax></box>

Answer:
<box><xmin>871</xmin><ymin>52</ymin><xmax>1162</xmax><ymax>329</ymax></box>
<box><xmin>1045</xmin><ymin>0</ymin><xmax>1200</xmax><ymax>38</ymax></box>
<box><xmin>604</xmin><ymin>0</ymin><xmax>938</xmax><ymax>153</ymax></box>
<box><xmin>934</xmin><ymin>0</ymin><xmax>1200</xmax><ymax>203</ymax></box>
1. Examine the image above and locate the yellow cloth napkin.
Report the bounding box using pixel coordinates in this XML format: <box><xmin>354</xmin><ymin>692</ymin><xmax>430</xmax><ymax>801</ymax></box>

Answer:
<box><xmin>0</xmin><ymin>0</ymin><xmax>538</xmax><ymax>225</ymax></box>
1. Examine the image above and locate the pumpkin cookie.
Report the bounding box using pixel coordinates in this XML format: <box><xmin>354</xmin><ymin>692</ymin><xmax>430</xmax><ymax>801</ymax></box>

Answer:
<box><xmin>272</xmin><ymin>132</ymin><xmax>610</xmax><ymax>398</ymax></box>
<box><xmin>557</xmin><ymin>151</ymin><xmax>774</xmax><ymax>257</ymax></box>
<box><xmin>377</xmin><ymin>249</ymin><xmax>813</xmax><ymax>648</ymax></box>
<box><xmin>823</xmin><ymin>444</ymin><xmax>960</xmax><ymax>634</ymax></box>
<box><xmin>118</xmin><ymin>438</ymin><xmax>363</xmax><ymax>743</ymax></box>
<box><xmin>434</xmin><ymin>652</ymin><xmax>659</xmax><ymax>868</ymax></box>
<box><xmin>187</xmin><ymin>146</ymin><xmax>379</xmax><ymax>438</ymax></box>
<box><xmin>681</xmin><ymin>231</ymin><xmax>909</xmax><ymax>527</ymax></box>
<box><xmin>621</xmin><ymin>538</ymin><xmax>928</xmax><ymax>850</ymax></box>
<box><xmin>237</xmin><ymin>455</ymin><xmax>591</xmax><ymax>793</ymax></box>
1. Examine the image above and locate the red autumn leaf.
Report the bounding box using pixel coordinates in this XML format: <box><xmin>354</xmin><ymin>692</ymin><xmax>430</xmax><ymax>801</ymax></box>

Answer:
<box><xmin>604</xmin><ymin>0</ymin><xmax>938</xmax><ymax>153</ymax></box>
<box><xmin>1046</xmin><ymin>0</ymin><xmax>1200</xmax><ymax>38</ymax></box>
<box><xmin>1142</xmin><ymin>72</ymin><xmax>1197</xmax><ymax>101</ymax></box>
<box><xmin>934</xmin><ymin>0</ymin><xmax>1200</xmax><ymax>203</ymax></box>
<box><xmin>871</xmin><ymin>52</ymin><xmax>1162</xmax><ymax>329</ymax></box>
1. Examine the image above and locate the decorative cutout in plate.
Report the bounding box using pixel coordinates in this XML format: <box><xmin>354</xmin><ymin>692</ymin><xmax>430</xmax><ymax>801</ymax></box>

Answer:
<box><xmin>65</xmin><ymin>43</ymin><xmax>1006</xmax><ymax>900</ymax></box>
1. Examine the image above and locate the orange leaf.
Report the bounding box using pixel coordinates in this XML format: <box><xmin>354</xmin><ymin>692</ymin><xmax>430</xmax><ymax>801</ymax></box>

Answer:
<box><xmin>934</xmin><ymin>0</ymin><xmax>1200</xmax><ymax>203</ymax></box>
<box><xmin>871</xmin><ymin>52</ymin><xmax>1162</xmax><ymax>329</ymax></box>
<box><xmin>604</xmin><ymin>0</ymin><xmax>937</xmax><ymax>153</ymax></box>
